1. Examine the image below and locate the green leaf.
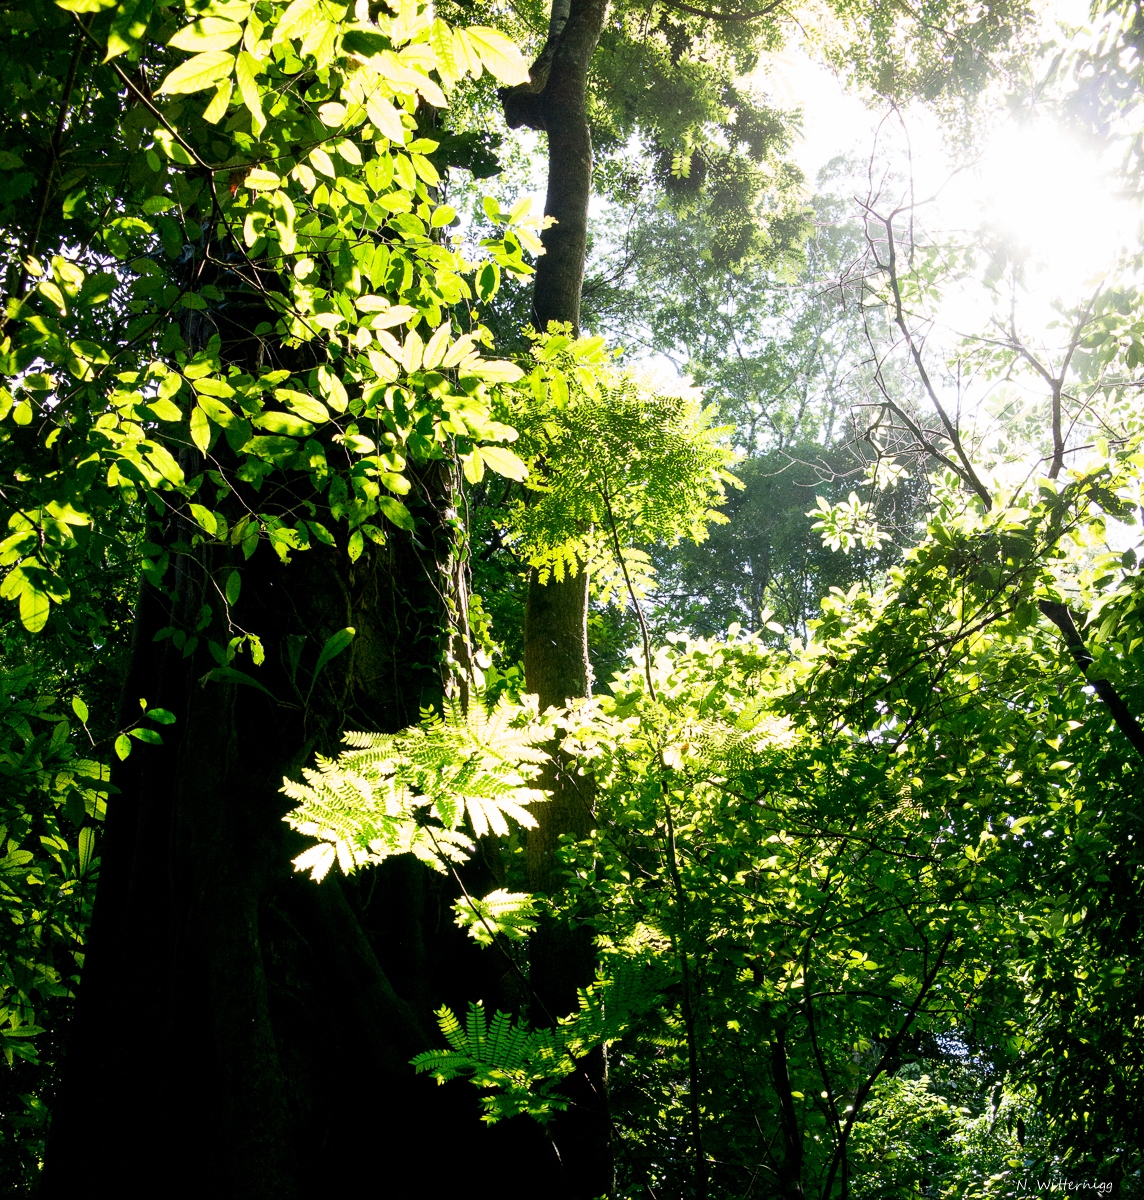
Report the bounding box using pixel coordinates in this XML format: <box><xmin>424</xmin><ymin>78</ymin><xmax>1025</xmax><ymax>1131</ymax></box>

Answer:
<box><xmin>158</xmin><ymin>50</ymin><xmax>236</xmax><ymax>96</ymax></box>
<box><xmin>378</xmin><ymin>497</ymin><xmax>415</xmax><ymax>531</ymax></box>
<box><xmin>168</xmin><ymin>17</ymin><xmax>243</xmax><ymax>51</ymax></box>
<box><xmin>129</xmin><ymin>727</ymin><xmax>163</xmax><ymax>744</ymax></box>
<box><xmin>105</xmin><ymin>0</ymin><xmax>154</xmax><ymax>62</ymax></box>
<box><xmin>225</xmin><ymin>571</ymin><xmax>241</xmax><ymax>606</ymax></box>
<box><xmin>78</xmin><ymin>826</ymin><xmax>96</xmax><ymax>874</ymax></box>
<box><xmin>312</xmin><ymin>627</ymin><xmax>355</xmax><ymax>681</ymax></box>
<box><xmin>0</xmin><ymin>849</ymin><xmax>34</xmax><ymax>874</ymax></box>
<box><xmin>114</xmin><ymin>733</ymin><xmax>132</xmax><ymax>760</ymax></box>
<box><xmin>19</xmin><ymin>586</ymin><xmax>49</xmax><ymax>633</ymax></box>
<box><xmin>146</xmin><ymin>708</ymin><xmax>177</xmax><ymax>724</ymax></box>
<box><xmin>204</xmin><ymin>667</ymin><xmax>277</xmax><ymax>699</ymax></box>
<box><xmin>72</xmin><ymin>696</ymin><xmax>89</xmax><ymax>723</ymax></box>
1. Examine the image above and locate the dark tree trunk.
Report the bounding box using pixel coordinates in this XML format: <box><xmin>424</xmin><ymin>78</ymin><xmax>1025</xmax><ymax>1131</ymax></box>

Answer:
<box><xmin>43</xmin><ymin>280</ymin><xmax>560</xmax><ymax>1195</ymax></box>
<box><xmin>771</xmin><ymin>1028</ymin><xmax>805</xmax><ymax>1199</ymax></box>
<box><xmin>42</xmin><ymin>505</ymin><xmax>549</xmax><ymax>1195</ymax></box>
<box><xmin>503</xmin><ymin>2</ymin><xmax>614</xmax><ymax>1195</ymax></box>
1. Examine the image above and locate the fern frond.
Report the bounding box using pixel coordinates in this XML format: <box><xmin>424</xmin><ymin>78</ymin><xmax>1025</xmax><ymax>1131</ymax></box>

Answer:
<box><xmin>282</xmin><ymin>697</ymin><xmax>550</xmax><ymax>880</ymax></box>
<box><xmin>453</xmin><ymin>889</ymin><xmax>538</xmax><ymax>947</ymax></box>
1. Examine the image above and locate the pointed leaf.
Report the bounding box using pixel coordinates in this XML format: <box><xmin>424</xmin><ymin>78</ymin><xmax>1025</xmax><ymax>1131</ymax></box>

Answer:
<box><xmin>313</xmin><ymin>627</ymin><xmax>355</xmax><ymax>679</ymax></box>
<box><xmin>158</xmin><ymin>50</ymin><xmax>236</xmax><ymax>95</ymax></box>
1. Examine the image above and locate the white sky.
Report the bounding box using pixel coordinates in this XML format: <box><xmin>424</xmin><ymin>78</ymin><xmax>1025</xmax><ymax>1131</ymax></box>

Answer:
<box><xmin>759</xmin><ymin>2</ymin><xmax>1143</xmax><ymax>326</ymax></box>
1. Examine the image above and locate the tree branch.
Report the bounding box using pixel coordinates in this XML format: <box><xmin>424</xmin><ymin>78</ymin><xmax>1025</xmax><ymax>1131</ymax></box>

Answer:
<box><xmin>866</xmin><ymin>205</ymin><xmax>993</xmax><ymax>509</ymax></box>
<box><xmin>1039</xmin><ymin>600</ymin><xmax>1144</xmax><ymax>761</ymax></box>
<box><xmin>655</xmin><ymin>0</ymin><xmax>784</xmax><ymax>20</ymax></box>
<box><xmin>3</xmin><ymin>23</ymin><xmax>88</xmax><ymax>324</ymax></box>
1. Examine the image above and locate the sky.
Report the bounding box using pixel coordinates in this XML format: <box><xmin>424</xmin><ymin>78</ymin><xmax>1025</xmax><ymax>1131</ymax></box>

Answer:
<box><xmin>760</xmin><ymin>2</ymin><xmax>1142</xmax><ymax>328</ymax></box>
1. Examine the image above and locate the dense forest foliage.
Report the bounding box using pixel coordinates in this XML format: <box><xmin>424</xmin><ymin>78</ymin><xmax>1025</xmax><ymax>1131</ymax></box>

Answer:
<box><xmin>0</xmin><ymin>0</ymin><xmax>1141</xmax><ymax>1194</ymax></box>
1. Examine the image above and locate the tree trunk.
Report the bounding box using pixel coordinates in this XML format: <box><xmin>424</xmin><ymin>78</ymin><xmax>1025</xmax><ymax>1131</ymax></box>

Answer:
<box><xmin>41</xmin><ymin>507</ymin><xmax>543</xmax><ymax>1194</ymax></box>
<box><xmin>43</xmin><ymin>302</ymin><xmax>557</xmax><ymax>1194</ymax></box>
<box><xmin>503</xmin><ymin>2</ymin><xmax>614</xmax><ymax>1194</ymax></box>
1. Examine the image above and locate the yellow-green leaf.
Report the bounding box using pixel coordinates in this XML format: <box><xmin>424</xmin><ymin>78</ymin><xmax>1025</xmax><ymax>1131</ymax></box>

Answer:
<box><xmin>273</xmin><ymin>0</ymin><xmax>319</xmax><ymax>42</ymax></box>
<box><xmin>202</xmin><ymin>79</ymin><xmax>234</xmax><ymax>123</ymax></box>
<box><xmin>253</xmin><ymin>412</ymin><xmax>315</xmax><ymax>437</ymax></box>
<box><xmin>464</xmin><ymin>26</ymin><xmax>530</xmax><ymax>86</ymax></box>
<box><xmin>158</xmin><ymin>50</ymin><xmax>236</xmax><ymax>96</ymax></box>
<box><xmin>318</xmin><ymin>101</ymin><xmax>347</xmax><ymax>127</ymax></box>
<box><xmin>422</xmin><ymin>323</ymin><xmax>451</xmax><ymax>369</ymax></box>
<box><xmin>480</xmin><ymin>444</ymin><xmax>528</xmax><ymax>481</ymax></box>
<box><xmin>78</xmin><ymin>826</ymin><xmax>96</xmax><ymax>874</ymax></box>
<box><xmin>309</xmin><ymin>147</ymin><xmax>336</xmax><ymax>178</ymax></box>
<box><xmin>193</xmin><ymin>377</ymin><xmax>236</xmax><ymax>398</ymax></box>
<box><xmin>55</xmin><ymin>0</ymin><xmax>117</xmax><ymax>11</ymax></box>
<box><xmin>19</xmin><ymin>586</ymin><xmax>49</xmax><ymax>633</ymax></box>
<box><xmin>145</xmin><ymin>397</ymin><xmax>183</xmax><ymax>422</ymax></box>
<box><xmin>190</xmin><ymin>406</ymin><xmax>210</xmax><ymax>452</ymax></box>
<box><xmin>169</xmin><ymin>18</ymin><xmax>243</xmax><ymax>52</ymax></box>
<box><xmin>235</xmin><ymin>51</ymin><xmax>265</xmax><ymax>136</ymax></box>
<box><xmin>243</xmin><ymin>168</ymin><xmax>280</xmax><ymax>190</ymax></box>
<box><xmin>366</xmin><ymin>95</ymin><xmax>405</xmax><ymax>143</ymax></box>
<box><xmin>189</xmin><ymin>503</ymin><xmax>218</xmax><ymax>535</ymax></box>
<box><xmin>38</xmin><ymin>280</ymin><xmax>66</xmax><ymax>314</ymax></box>
<box><xmin>378</xmin><ymin>497</ymin><xmax>415</xmax><ymax>531</ymax></box>
<box><xmin>463</xmin><ymin>449</ymin><xmax>484</xmax><ymax>484</ymax></box>
<box><xmin>281</xmin><ymin>392</ymin><xmax>329</xmax><ymax>424</ymax></box>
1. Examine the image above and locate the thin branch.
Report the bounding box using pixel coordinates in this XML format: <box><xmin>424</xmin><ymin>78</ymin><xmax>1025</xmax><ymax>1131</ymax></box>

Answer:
<box><xmin>3</xmin><ymin>23</ymin><xmax>89</xmax><ymax>323</ymax></box>
<box><xmin>1039</xmin><ymin>601</ymin><xmax>1144</xmax><ymax>761</ymax></box>
<box><xmin>655</xmin><ymin>0</ymin><xmax>783</xmax><ymax>20</ymax></box>
<box><xmin>820</xmin><ymin>928</ymin><xmax>955</xmax><ymax>1200</ymax></box>
<box><xmin>864</xmin><ymin>204</ymin><xmax>993</xmax><ymax>509</ymax></box>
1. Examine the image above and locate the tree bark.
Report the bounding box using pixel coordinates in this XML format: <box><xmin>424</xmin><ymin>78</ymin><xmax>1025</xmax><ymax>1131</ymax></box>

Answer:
<box><xmin>771</xmin><ymin>1028</ymin><xmax>805</xmax><ymax>1199</ymax></box>
<box><xmin>41</xmin><ymin>515</ymin><xmax>530</xmax><ymax>1194</ymax></box>
<box><xmin>502</xmin><ymin>2</ymin><xmax>613</xmax><ymax>1194</ymax></box>
<box><xmin>503</xmin><ymin>0</ymin><xmax>608</xmax><ymax>337</ymax></box>
<box><xmin>43</xmin><ymin>285</ymin><xmax>556</xmax><ymax>1196</ymax></box>
<box><xmin>1040</xmin><ymin>600</ymin><xmax>1144</xmax><ymax>762</ymax></box>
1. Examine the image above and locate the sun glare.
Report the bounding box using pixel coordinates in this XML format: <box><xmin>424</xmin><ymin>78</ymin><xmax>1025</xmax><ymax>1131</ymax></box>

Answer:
<box><xmin>937</xmin><ymin>117</ymin><xmax>1139</xmax><ymax>310</ymax></box>
<box><xmin>763</xmin><ymin>36</ymin><xmax>1142</xmax><ymax>321</ymax></box>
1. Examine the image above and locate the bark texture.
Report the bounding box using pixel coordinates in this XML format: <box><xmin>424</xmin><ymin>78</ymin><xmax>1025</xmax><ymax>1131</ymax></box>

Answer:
<box><xmin>43</xmin><ymin>279</ymin><xmax>557</xmax><ymax>1197</ymax></box>
<box><xmin>503</xmin><ymin>0</ymin><xmax>608</xmax><ymax>336</ymax></box>
<box><xmin>502</xmin><ymin>2</ymin><xmax>614</xmax><ymax>1193</ymax></box>
<box><xmin>42</xmin><ymin>520</ymin><xmax>535</xmax><ymax>1195</ymax></box>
